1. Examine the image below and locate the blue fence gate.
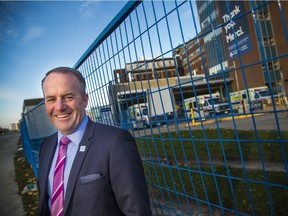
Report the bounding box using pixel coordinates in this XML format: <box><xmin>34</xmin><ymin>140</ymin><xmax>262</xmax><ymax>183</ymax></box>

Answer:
<box><xmin>21</xmin><ymin>1</ymin><xmax>288</xmax><ymax>215</ymax></box>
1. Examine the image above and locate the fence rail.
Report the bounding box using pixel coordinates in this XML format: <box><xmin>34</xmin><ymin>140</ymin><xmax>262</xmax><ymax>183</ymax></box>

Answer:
<box><xmin>21</xmin><ymin>0</ymin><xmax>288</xmax><ymax>215</ymax></box>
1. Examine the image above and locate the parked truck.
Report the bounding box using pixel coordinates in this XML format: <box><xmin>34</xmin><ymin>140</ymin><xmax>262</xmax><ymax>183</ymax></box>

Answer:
<box><xmin>146</xmin><ymin>87</ymin><xmax>175</xmax><ymax>125</ymax></box>
<box><xmin>125</xmin><ymin>87</ymin><xmax>175</xmax><ymax>129</ymax></box>
<box><xmin>229</xmin><ymin>86</ymin><xmax>270</xmax><ymax>102</ymax></box>
<box><xmin>229</xmin><ymin>86</ymin><xmax>274</xmax><ymax>111</ymax></box>
<box><xmin>184</xmin><ymin>93</ymin><xmax>231</xmax><ymax>117</ymax></box>
<box><xmin>127</xmin><ymin>103</ymin><xmax>150</xmax><ymax>129</ymax></box>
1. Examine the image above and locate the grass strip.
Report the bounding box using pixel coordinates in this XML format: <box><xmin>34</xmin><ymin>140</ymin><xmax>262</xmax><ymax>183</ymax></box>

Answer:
<box><xmin>14</xmin><ymin>137</ymin><xmax>38</xmax><ymax>216</ymax></box>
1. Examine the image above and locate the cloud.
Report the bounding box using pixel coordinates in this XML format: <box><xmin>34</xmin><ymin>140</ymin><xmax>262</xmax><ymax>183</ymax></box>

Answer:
<box><xmin>0</xmin><ymin>2</ymin><xmax>19</xmax><ymax>42</ymax></box>
<box><xmin>0</xmin><ymin>24</ymin><xmax>19</xmax><ymax>42</ymax></box>
<box><xmin>78</xmin><ymin>1</ymin><xmax>99</xmax><ymax>18</ymax></box>
<box><xmin>0</xmin><ymin>21</ymin><xmax>45</xmax><ymax>45</ymax></box>
<box><xmin>0</xmin><ymin>2</ymin><xmax>45</xmax><ymax>45</ymax></box>
<box><xmin>20</xmin><ymin>26</ymin><xmax>45</xmax><ymax>44</ymax></box>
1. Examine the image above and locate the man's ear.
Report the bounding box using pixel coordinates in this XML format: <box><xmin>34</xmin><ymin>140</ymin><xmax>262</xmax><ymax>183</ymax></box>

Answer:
<box><xmin>84</xmin><ymin>93</ymin><xmax>89</xmax><ymax>108</ymax></box>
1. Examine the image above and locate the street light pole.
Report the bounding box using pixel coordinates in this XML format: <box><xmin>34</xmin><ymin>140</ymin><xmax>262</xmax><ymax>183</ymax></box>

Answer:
<box><xmin>233</xmin><ymin>60</ymin><xmax>240</xmax><ymax>96</ymax></box>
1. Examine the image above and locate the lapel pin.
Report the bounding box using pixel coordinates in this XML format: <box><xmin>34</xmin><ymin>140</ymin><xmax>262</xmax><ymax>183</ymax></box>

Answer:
<box><xmin>79</xmin><ymin>145</ymin><xmax>86</xmax><ymax>152</ymax></box>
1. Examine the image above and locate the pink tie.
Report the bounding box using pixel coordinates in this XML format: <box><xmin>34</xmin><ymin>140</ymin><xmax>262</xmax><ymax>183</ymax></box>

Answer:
<box><xmin>51</xmin><ymin>136</ymin><xmax>71</xmax><ymax>216</ymax></box>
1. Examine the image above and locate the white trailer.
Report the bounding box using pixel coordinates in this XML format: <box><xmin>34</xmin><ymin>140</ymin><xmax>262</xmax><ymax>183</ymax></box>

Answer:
<box><xmin>146</xmin><ymin>87</ymin><xmax>175</xmax><ymax>125</ymax></box>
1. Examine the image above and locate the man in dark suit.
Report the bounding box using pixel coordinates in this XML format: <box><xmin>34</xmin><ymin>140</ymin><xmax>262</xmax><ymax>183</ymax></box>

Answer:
<box><xmin>37</xmin><ymin>67</ymin><xmax>152</xmax><ymax>216</ymax></box>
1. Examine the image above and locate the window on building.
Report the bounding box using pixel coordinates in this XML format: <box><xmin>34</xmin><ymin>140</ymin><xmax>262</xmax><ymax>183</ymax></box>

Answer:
<box><xmin>263</xmin><ymin>37</ymin><xmax>275</xmax><ymax>46</ymax></box>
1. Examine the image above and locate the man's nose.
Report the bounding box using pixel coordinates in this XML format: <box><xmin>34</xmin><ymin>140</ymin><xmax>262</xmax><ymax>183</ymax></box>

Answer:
<box><xmin>55</xmin><ymin>98</ymin><xmax>66</xmax><ymax>110</ymax></box>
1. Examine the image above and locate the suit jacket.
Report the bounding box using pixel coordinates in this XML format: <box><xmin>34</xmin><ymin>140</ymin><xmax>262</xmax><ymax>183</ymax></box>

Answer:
<box><xmin>37</xmin><ymin>118</ymin><xmax>152</xmax><ymax>216</ymax></box>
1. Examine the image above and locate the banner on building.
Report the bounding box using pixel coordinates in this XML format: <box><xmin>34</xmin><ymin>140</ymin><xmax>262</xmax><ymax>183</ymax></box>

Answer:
<box><xmin>219</xmin><ymin>1</ymin><xmax>252</xmax><ymax>59</ymax></box>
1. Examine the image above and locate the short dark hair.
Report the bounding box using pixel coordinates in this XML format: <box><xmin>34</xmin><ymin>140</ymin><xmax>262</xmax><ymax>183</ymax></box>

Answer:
<box><xmin>41</xmin><ymin>67</ymin><xmax>86</xmax><ymax>96</ymax></box>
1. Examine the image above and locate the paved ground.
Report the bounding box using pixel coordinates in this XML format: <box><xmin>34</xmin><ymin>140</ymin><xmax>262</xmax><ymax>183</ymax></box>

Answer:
<box><xmin>134</xmin><ymin>112</ymin><xmax>288</xmax><ymax>137</ymax></box>
<box><xmin>0</xmin><ymin>132</ymin><xmax>25</xmax><ymax>216</ymax></box>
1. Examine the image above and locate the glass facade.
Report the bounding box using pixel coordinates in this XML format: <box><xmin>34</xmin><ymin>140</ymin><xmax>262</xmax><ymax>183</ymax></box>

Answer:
<box><xmin>196</xmin><ymin>1</ymin><xmax>228</xmax><ymax>77</ymax></box>
<box><xmin>251</xmin><ymin>0</ymin><xmax>281</xmax><ymax>85</ymax></box>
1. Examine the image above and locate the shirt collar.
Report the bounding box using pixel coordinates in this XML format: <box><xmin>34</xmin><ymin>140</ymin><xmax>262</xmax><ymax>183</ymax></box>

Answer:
<box><xmin>57</xmin><ymin>116</ymin><xmax>88</xmax><ymax>146</ymax></box>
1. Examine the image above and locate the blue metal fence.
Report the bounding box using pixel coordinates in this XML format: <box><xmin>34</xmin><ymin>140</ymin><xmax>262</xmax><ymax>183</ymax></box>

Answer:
<box><xmin>21</xmin><ymin>0</ymin><xmax>288</xmax><ymax>215</ymax></box>
<box><xmin>21</xmin><ymin>101</ymin><xmax>56</xmax><ymax>178</ymax></box>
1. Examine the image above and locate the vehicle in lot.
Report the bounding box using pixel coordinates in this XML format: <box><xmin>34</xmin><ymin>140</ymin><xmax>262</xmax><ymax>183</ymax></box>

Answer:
<box><xmin>184</xmin><ymin>93</ymin><xmax>231</xmax><ymax>118</ymax></box>
<box><xmin>127</xmin><ymin>103</ymin><xmax>150</xmax><ymax>129</ymax></box>
<box><xmin>229</xmin><ymin>86</ymin><xmax>274</xmax><ymax>111</ymax></box>
<box><xmin>115</xmin><ymin>88</ymin><xmax>175</xmax><ymax>129</ymax></box>
<box><xmin>146</xmin><ymin>87</ymin><xmax>174</xmax><ymax>125</ymax></box>
<box><xmin>126</xmin><ymin>87</ymin><xmax>175</xmax><ymax>129</ymax></box>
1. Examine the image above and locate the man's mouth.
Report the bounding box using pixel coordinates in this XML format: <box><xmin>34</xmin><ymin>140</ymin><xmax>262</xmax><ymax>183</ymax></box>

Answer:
<box><xmin>56</xmin><ymin>114</ymin><xmax>70</xmax><ymax>119</ymax></box>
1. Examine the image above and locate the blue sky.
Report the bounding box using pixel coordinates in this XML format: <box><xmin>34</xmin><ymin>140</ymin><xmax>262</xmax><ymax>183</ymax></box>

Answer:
<box><xmin>0</xmin><ymin>0</ymin><xmax>128</xmax><ymax>128</ymax></box>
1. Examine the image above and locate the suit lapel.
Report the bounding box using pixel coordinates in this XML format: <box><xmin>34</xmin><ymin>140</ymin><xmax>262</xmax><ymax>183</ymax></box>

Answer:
<box><xmin>41</xmin><ymin>135</ymin><xmax>57</xmax><ymax>193</ymax></box>
<box><xmin>63</xmin><ymin>119</ymin><xmax>95</xmax><ymax>214</ymax></box>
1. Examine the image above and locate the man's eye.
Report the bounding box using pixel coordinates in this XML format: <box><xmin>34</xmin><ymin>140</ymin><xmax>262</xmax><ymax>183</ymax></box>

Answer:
<box><xmin>46</xmin><ymin>98</ymin><xmax>55</xmax><ymax>103</ymax></box>
<box><xmin>64</xmin><ymin>96</ymin><xmax>74</xmax><ymax>101</ymax></box>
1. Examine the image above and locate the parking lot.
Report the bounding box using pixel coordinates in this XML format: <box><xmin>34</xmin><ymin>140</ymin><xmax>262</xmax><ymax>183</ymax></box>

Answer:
<box><xmin>132</xmin><ymin>110</ymin><xmax>288</xmax><ymax>137</ymax></box>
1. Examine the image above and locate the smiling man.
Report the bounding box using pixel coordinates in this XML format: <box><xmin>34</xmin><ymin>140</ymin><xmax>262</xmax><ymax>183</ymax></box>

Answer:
<box><xmin>37</xmin><ymin>67</ymin><xmax>152</xmax><ymax>216</ymax></box>
<box><xmin>42</xmin><ymin>68</ymin><xmax>88</xmax><ymax>135</ymax></box>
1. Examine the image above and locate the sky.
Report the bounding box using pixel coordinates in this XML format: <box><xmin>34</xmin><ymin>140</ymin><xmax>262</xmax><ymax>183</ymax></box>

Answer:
<box><xmin>0</xmin><ymin>0</ymin><xmax>129</xmax><ymax>128</ymax></box>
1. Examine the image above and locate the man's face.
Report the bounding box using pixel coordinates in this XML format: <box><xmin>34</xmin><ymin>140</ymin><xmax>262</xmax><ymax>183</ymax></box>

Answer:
<box><xmin>42</xmin><ymin>72</ymin><xmax>88</xmax><ymax>135</ymax></box>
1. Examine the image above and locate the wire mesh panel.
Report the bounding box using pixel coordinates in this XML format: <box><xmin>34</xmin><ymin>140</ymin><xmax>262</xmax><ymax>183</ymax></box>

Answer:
<box><xmin>21</xmin><ymin>0</ymin><xmax>288</xmax><ymax>215</ymax></box>
<box><xmin>74</xmin><ymin>1</ymin><xmax>288</xmax><ymax>215</ymax></box>
<box><xmin>21</xmin><ymin>102</ymin><xmax>56</xmax><ymax>177</ymax></box>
